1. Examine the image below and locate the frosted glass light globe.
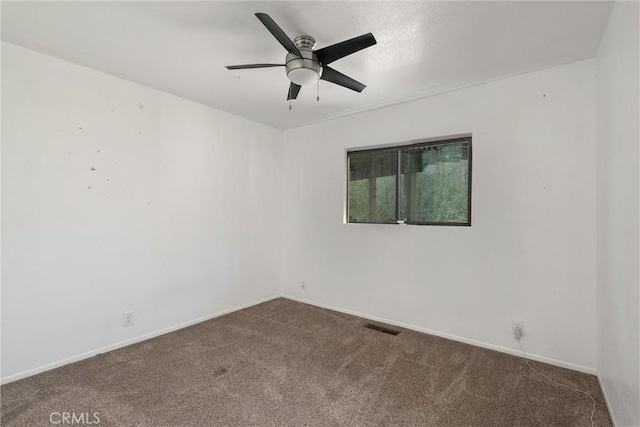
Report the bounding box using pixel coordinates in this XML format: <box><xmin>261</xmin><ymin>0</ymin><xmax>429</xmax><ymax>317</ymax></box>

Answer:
<box><xmin>287</xmin><ymin>67</ymin><xmax>320</xmax><ymax>86</ymax></box>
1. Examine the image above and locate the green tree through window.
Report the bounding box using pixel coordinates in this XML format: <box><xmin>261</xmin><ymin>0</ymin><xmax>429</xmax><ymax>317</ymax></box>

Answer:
<box><xmin>348</xmin><ymin>138</ymin><xmax>471</xmax><ymax>225</ymax></box>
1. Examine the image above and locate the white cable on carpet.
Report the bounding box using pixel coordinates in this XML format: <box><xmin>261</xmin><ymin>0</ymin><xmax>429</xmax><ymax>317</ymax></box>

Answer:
<box><xmin>517</xmin><ymin>339</ymin><xmax>596</xmax><ymax>427</ymax></box>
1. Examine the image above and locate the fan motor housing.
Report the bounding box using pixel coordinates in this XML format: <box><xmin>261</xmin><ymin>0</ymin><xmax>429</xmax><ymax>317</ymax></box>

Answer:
<box><xmin>286</xmin><ymin>36</ymin><xmax>322</xmax><ymax>86</ymax></box>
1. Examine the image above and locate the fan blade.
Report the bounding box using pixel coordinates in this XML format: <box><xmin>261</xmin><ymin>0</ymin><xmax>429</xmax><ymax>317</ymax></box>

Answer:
<box><xmin>320</xmin><ymin>66</ymin><xmax>366</xmax><ymax>92</ymax></box>
<box><xmin>287</xmin><ymin>83</ymin><xmax>302</xmax><ymax>100</ymax></box>
<box><xmin>226</xmin><ymin>64</ymin><xmax>284</xmax><ymax>70</ymax></box>
<box><xmin>315</xmin><ymin>33</ymin><xmax>376</xmax><ymax>65</ymax></box>
<box><xmin>255</xmin><ymin>13</ymin><xmax>301</xmax><ymax>57</ymax></box>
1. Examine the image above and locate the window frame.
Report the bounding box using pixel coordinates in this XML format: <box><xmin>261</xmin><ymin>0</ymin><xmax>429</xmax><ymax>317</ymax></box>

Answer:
<box><xmin>346</xmin><ymin>136</ymin><xmax>472</xmax><ymax>226</ymax></box>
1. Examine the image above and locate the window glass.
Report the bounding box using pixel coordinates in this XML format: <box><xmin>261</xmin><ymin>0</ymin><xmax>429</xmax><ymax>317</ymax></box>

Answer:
<box><xmin>400</xmin><ymin>143</ymin><xmax>469</xmax><ymax>224</ymax></box>
<box><xmin>347</xmin><ymin>138</ymin><xmax>471</xmax><ymax>226</ymax></box>
<box><xmin>347</xmin><ymin>150</ymin><xmax>397</xmax><ymax>223</ymax></box>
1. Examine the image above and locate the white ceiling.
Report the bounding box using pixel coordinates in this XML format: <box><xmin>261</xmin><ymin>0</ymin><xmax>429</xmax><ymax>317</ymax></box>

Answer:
<box><xmin>2</xmin><ymin>1</ymin><xmax>612</xmax><ymax>129</ymax></box>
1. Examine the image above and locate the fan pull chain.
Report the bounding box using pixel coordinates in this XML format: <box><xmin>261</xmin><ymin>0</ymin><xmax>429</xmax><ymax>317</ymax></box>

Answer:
<box><xmin>317</xmin><ymin>80</ymin><xmax>320</xmax><ymax>102</ymax></box>
<box><xmin>288</xmin><ymin>85</ymin><xmax>292</xmax><ymax>110</ymax></box>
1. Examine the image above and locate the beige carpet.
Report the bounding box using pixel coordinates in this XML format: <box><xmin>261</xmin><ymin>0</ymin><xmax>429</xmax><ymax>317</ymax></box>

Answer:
<box><xmin>1</xmin><ymin>298</ymin><xmax>612</xmax><ymax>426</ymax></box>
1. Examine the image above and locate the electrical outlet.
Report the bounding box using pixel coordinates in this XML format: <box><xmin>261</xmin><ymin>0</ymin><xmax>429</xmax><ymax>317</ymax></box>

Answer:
<box><xmin>512</xmin><ymin>319</ymin><xmax>524</xmax><ymax>337</ymax></box>
<box><xmin>123</xmin><ymin>312</ymin><xmax>134</xmax><ymax>327</ymax></box>
<box><xmin>301</xmin><ymin>280</ymin><xmax>307</xmax><ymax>291</ymax></box>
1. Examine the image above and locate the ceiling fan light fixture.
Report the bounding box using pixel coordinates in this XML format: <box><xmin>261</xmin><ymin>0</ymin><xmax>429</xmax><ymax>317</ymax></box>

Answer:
<box><xmin>285</xmin><ymin>48</ymin><xmax>322</xmax><ymax>86</ymax></box>
<box><xmin>287</xmin><ymin>67</ymin><xmax>320</xmax><ymax>85</ymax></box>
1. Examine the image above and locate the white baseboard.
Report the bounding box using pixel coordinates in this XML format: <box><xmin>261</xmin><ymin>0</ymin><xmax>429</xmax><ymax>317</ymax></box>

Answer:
<box><xmin>284</xmin><ymin>295</ymin><xmax>597</xmax><ymax>376</ymax></box>
<box><xmin>3</xmin><ymin>293</ymin><xmax>598</xmax><ymax>385</ymax></box>
<box><xmin>0</xmin><ymin>294</ymin><xmax>281</xmax><ymax>385</ymax></box>
<box><xmin>597</xmin><ymin>374</ymin><xmax>617</xmax><ymax>426</ymax></box>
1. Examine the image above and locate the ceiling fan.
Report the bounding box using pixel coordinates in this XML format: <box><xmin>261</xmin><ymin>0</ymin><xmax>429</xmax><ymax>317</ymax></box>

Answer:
<box><xmin>226</xmin><ymin>13</ymin><xmax>377</xmax><ymax>101</ymax></box>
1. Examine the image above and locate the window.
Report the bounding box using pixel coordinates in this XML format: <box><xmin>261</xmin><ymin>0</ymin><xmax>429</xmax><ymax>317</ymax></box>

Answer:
<box><xmin>347</xmin><ymin>137</ymin><xmax>471</xmax><ymax>226</ymax></box>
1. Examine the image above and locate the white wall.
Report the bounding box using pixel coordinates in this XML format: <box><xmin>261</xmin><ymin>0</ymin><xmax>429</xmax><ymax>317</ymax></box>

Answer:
<box><xmin>1</xmin><ymin>42</ymin><xmax>283</xmax><ymax>382</ymax></box>
<box><xmin>281</xmin><ymin>59</ymin><xmax>598</xmax><ymax>372</ymax></box>
<box><xmin>596</xmin><ymin>2</ymin><xmax>640</xmax><ymax>426</ymax></box>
